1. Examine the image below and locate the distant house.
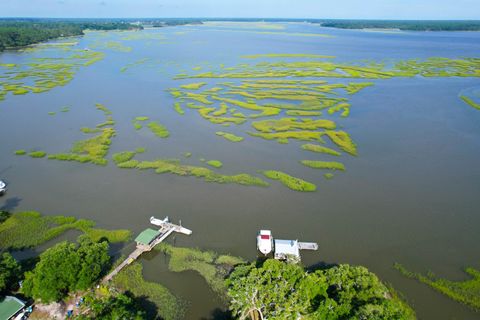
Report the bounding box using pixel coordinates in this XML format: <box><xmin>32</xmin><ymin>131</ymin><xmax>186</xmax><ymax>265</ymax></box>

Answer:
<box><xmin>0</xmin><ymin>296</ymin><xmax>25</xmax><ymax>320</ymax></box>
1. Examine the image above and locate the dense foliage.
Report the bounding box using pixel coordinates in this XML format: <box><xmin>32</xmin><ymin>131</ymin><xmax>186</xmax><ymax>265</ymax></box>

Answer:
<box><xmin>22</xmin><ymin>236</ymin><xmax>110</xmax><ymax>302</ymax></box>
<box><xmin>0</xmin><ymin>252</ymin><xmax>20</xmax><ymax>295</ymax></box>
<box><xmin>319</xmin><ymin>20</ymin><xmax>480</xmax><ymax>31</ymax></box>
<box><xmin>226</xmin><ymin>259</ymin><xmax>415</xmax><ymax>320</ymax></box>
<box><xmin>74</xmin><ymin>292</ymin><xmax>146</xmax><ymax>320</ymax></box>
<box><xmin>0</xmin><ymin>19</ymin><xmax>141</xmax><ymax>50</ymax></box>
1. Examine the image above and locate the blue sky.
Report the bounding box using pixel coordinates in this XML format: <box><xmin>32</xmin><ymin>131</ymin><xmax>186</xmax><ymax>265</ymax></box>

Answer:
<box><xmin>0</xmin><ymin>0</ymin><xmax>479</xmax><ymax>19</ymax></box>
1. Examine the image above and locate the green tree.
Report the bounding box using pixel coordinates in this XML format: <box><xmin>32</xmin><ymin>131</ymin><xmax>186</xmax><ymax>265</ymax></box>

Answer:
<box><xmin>74</xmin><ymin>293</ymin><xmax>145</xmax><ymax>320</ymax></box>
<box><xmin>22</xmin><ymin>237</ymin><xmax>110</xmax><ymax>302</ymax></box>
<box><xmin>75</xmin><ymin>235</ymin><xmax>110</xmax><ymax>290</ymax></box>
<box><xmin>226</xmin><ymin>259</ymin><xmax>415</xmax><ymax>320</ymax></box>
<box><xmin>0</xmin><ymin>252</ymin><xmax>20</xmax><ymax>294</ymax></box>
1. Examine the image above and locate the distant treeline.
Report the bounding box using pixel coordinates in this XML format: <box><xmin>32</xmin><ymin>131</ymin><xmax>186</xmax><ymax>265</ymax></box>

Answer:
<box><xmin>0</xmin><ymin>19</ymin><xmax>142</xmax><ymax>51</ymax></box>
<box><xmin>318</xmin><ymin>20</ymin><xmax>480</xmax><ymax>31</ymax></box>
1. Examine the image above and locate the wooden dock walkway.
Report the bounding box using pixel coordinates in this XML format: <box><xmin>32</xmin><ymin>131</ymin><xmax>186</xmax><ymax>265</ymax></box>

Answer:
<box><xmin>102</xmin><ymin>217</ymin><xmax>191</xmax><ymax>283</ymax></box>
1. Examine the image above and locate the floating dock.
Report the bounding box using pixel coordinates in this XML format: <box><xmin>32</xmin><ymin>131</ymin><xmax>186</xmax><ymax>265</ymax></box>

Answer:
<box><xmin>102</xmin><ymin>216</ymin><xmax>191</xmax><ymax>283</ymax></box>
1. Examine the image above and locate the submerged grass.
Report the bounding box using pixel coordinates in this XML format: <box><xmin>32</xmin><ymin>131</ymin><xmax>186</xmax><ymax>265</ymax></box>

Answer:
<box><xmin>262</xmin><ymin>170</ymin><xmax>316</xmax><ymax>192</ymax></box>
<box><xmin>395</xmin><ymin>263</ymin><xmax>480</xmax><ymax>311</ymax></box>
<box><xmin>0</xmin><ymin>211</ymin><xmax>131</xmax><ymax>250</ymax></box>
<box><xmin>112</xmin><ymin>262</ymin><xmax>182</xmax><ymax>320</ymax></box>
<box><xmin>157</xmin><ymin>243</ymin><xmax>246</xmax><ymax>297</ymax></box>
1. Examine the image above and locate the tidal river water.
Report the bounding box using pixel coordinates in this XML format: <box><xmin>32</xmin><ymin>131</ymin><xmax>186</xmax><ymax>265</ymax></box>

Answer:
<box><xmin>1</xmin><ymin>22</ymin><xmax>480</xmax><ymax>319</ymax></box>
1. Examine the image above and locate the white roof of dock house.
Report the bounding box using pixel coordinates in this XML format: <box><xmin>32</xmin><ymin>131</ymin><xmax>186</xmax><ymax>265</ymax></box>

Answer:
<box><xmin>274</xmin><ymin>239</ymin><xmax>300</xmax><ymax>261</ymax></box>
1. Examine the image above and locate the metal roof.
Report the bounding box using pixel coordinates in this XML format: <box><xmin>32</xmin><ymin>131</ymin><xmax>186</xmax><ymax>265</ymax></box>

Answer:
<box><xmin>274</xmin><ymin>239</ymin><xmax>300</xmax><ymax>258</ymax></box>
<box><xmin>134</xmin><ymin>228</ymin><xmax>160</xmax><ymax>245</ymax></box>
<box><xmin>0</xmin><ymin>296</ymin><xmax>25</xmax><ymax>320</ymax></box>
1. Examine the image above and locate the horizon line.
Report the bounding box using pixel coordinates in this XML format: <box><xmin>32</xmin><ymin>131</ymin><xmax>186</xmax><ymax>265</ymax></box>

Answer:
<box><xmin>1</xmin><ymin>17</ymin><xmax>480</xmax><ymax>21</ymax></box>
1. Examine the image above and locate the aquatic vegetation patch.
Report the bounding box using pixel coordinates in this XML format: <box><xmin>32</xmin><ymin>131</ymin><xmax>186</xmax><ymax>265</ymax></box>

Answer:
<box><xmin>301</xmin><ymin>160</ymin><xmax>346</xmax><ymax>171</ymax></box>
<box><xmin>262</xmin><ymin>170</ymin><xmax>316</xmax><ymax>192</ymax></box>
<box><xmin>241</xmin><ymin>53</ymin><xmax>335</xmax><ymax>59</ymax></box>
<box><xmin>249</xmin><ymin>130</ymin><xmax>326</xmax><ymax>144</ymax></box>
<box><xmin>14</xmin><ymin>149</ymin><xmax>26</xmax><ymax>155</ymax></box>
<box><xmin>460</xmin><ymin>95</ymin><xmax>480</xmax><ymax>110</ymax></box>
<box><xmin>301</xmin><ymin>143</ymin><xmax>341</xmax><ymax>156</ymax></box>
<box><xmin>216</xmin><ymin>131</ymin><xmax>244</xmax><ymax>142</ymax></box>
<box><xmin>80</xmin><ymin>127</ymin><xmax>102</xmax><ymax>134</ymax></box>
<box><xmin>126</xmin><ymin>157</ymin><xmax>269</xmax><ymax>187</ymax></box>
<box><xmin>286</xmin><ymin>110</ymin><xmax>322</xmax><ymax>116</ymax></box>
<box><xmin>112</xmin><ymin>151</ymin><xmax>136</xmax><ymax>164</ymax></box>
<box><xmin>252</xmin><ymin>117</ymin><xmax>336</xmax><ymax>132</ymax></box>
<box><xmin>207</xmin><ymin>160</ymin><xmax>223</xmax><ymax>168</ymax></box>
<box><xmin>0</xmin><ymin>211</ymin><xmax>131</xmax><ymax>250</ymax></box>
<box><xmin>180</xmin><ymin>82</ymin><xmax>207</xmax><ymax>90</ymax></box>
<box><xmin>395</xmin><ymin>263</ymin><xmax>480</xmax><ymax>311</ymax></box>
<box><xmin>111</xmin><ymin>262</ymin><xmax>183</xmax><ymax>320</ymax></box>
<box><xmin>135</xmin><ymin>116</ymin><xmax>149</xmax><ymax>121</ymax></box>
<box><xmin>95</xmin><ymin>103</ymin><xmax>112</xmax><ymax>115</ymax></box>
<box><xmin>29</xmin><ymin>151</ymin><xmax>46</xmax><ymax>158</ymax></box>
<box><xmin>48</xmin><ymin>111</ymin><xmax>56</xmax><ymax>115</ymax></box>
<box><xmin>324</xmin><ymin>173</ymin><xmax>334</xmax><ymax>179</ymax></box>
<box><xmin>174</xmin><ymin>102</ymin><xmax>184</xmax><ymax>115</ymax></box>
<box><xmin>324</xmin><ymin>130</ymin><xmax>357</xmax><ymax>155</ymax></box>
<box><xmin>147</xmin><ymin>121</ymin><xmax>170</xmax><ymax>138</ymax></box>
<box><xmin>157</xmin><ymin>243</ymin><xmax>246</xmax><ymax>297</ymax></box>
<box><xmin>0</xmin><ymin>47</ymin><xmax>104</xmax><ymax>102</ymax></box>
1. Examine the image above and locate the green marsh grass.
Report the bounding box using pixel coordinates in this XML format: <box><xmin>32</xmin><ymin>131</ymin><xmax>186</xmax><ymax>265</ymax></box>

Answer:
<box><xmin>301</xmin><ymin>143</ymin><xmax>341</xmax><ymax>156</ymax></box>
<box><xmin>157</xmin><ymin>243</ymin><xmax>245</xmax><ymax>297</ymax></box>
<box><xmin>262</xmin><ymin>170</ymin><xmax>316</xmax><ymax>192</ymax></box>
<box><xmin>112</xmin><ymin>262</ymin><xmax>182</xmax><ymax>320</ymax></box>
<box><xmin>29</xmin><ymin>151</ymin><xmax>46</xmax><ymax>158</ymax></box>
<box><xmin>216</xmin><ymin>131</ymin><xmax>244</xmax><ymax>142</ymax></box>
<box><xmin>147</xmin><ymin>121</ymin><xmax>170</xmax><ymax>138</ymax></box>
<box><xmin>0</xmin><ymin>211</ymin><xmax>130</xmax><ymax>250</ymax></box>
<box><xmin>395</xmin><ymin>263</ymin><xmax>480</xmax><ymax>311</ymax></box>
<box><xmin>14</xmin><ymin>150</ymin><xmax>26</xmax><ymax>155</ymax></box>
<box><xmin>301</xmin><ymin>160</ymin><xmax>345</xmax><ymax>171</ymax></box>
<box><xmin>207</xmin><ymin>160</ymin><xmax>223</xmax><ymax>168</ymax></box>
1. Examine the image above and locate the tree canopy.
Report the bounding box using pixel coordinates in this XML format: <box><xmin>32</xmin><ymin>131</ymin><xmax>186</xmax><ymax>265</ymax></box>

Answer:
<box><xmin>0</xmin><ymin>252</ymin><xmax>20</xmax><ymax>295</ymax></box>
<box><xmin>74</xmin><ymin>292</ymin><xmax>146</xmax><ymax>320</ymax></box>
<box><xmin>22</xmin><ymin>236</ymin><xmax>110</xmax><ymax>302</ymax></box>
<box><xmin>226</xmin><ymin>259</ymin><xmax>415</xmax><ymax>320</ymax></box>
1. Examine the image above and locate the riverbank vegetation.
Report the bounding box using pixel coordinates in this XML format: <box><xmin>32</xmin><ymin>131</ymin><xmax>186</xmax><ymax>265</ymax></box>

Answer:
<box><xmin>0</xmin><ymin>211</ymin><xmax>130</xmax><ymax>250</ymax></box>
<box><xmin>319</xmin><ymin>20</ymin><xmax>480</xmax><ymax>31</ymax></box>
<box><xmin>227</xmin><ymin>259</ymin><xmax>416</xmax><ymax>320</ymax></box>
<box><xmin>395</xmin><ymin>263</ymin><xmax>480</xmax><ymax>311</ymax></box>
<box><xmin>0</xmin><ymin>19</ymin><xmax>141</xmax><ymax>51</ymax></box>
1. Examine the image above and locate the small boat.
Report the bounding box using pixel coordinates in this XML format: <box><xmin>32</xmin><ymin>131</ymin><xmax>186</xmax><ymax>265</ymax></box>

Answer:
<box><xmin>257</xmin><ymin>230</ymin><xmax>273</xmax><ymax>255</ymax></box>
<box><xmin>0</xmin><ymin>180</ymin><xmax>6</xmax><ymax>196</ymax></box>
